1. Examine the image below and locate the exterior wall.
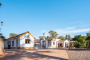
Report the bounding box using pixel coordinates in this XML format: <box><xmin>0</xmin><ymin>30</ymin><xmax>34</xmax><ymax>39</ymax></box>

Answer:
<box><xmin>18</xmin><ymin>38</ymin><xmax>20</xmax><ymax>47</ymax></box>
<box><xmin>4</xmin><ymin>41</ymin><xmax>8</xmax><ymax>48</ymax></box>
<box><xmin>51</xmin><ymin>40</ymin><xmax>57</xmax><ymax>48</ymax></box>
<box><xmin>40</xmin><ymin>39</ymin><xmax>60</xmax><ymax>49</ymax></box>
<box><xmin>20</xmin><ymin>33</ymin><xmax>34</xmax><ymax>48</ymax></box>
<box><xmin>46</xmin><ymin>41</ymin><xmax>48</xmax><ymax>48</ymax></box>
<box><xmin>4</xmin><ymin>38</ymin><xmax>20</xmax><ymax>49</ymax></box>
<box><xmin>51</xmin><ymin>39</ymin><xmax>57</xmax><ymax>48</ymax></box>
<box><xmin>57</xmin><ymin>40</ymin><xmax>69</xmax><ymax>48</ymax></box>
<box><xmin>40</xmin><ymin>40</ymin><xmax>42</xmax><ymax>48</ymax></box>
<box><xmin>56</xmin><ymin>39</ymin><xmax>60</xmax><ymax>41</ymax></box>
<box><xmin>4</xmin><ymin>33</ymin><xmax>35</xmax><ymax>49</ymax></box>
<box><xmin>11</xmin><ymin>39</ymin><xmax>16</xmax><ymax>48</ymax></box>
<box><xmin>40</xmin><ymin>40</ymin><xmax>47</xmax><ymax>48</ymax></box>
<box><xmin>63</xmin><ymin>40</ymin><xmax>69</xmax><ymax>48</ymax></box>
<box><xmin>56</xmin><ymin>42</ymin><xmax>59</xmax><ymax>48</ymax></box>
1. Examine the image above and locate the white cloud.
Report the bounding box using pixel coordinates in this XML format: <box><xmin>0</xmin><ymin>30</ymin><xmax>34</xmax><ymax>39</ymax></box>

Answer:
<box><xmin>41</xmin><ymin>27</ymin><xmax>90</xmax><ymax>37</ymax></box>
<box><xmin>65</xmin><ymin>27</ymin><xmax>76</xmax><ymax>30</ymax></box>
<box><xmin>69</xmin><ymin>22</ymin><xmax>75</xmax><ymax>24</ymax></box>
<box><xmin>41</xmin><ymin>30</ymin><xmax>49</xmax><ymax>36</ymax></box>
<box><xmin>55</xmin><ymin>28</ymin><xmax>90</xmax><ymax>34</ymax></box>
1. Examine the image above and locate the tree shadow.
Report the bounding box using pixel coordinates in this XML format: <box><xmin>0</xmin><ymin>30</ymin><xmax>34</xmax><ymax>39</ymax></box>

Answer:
<box><xmin>49</xmin><ymin>48</ymin><xmax>69</xmax><ymax>50</ymax></box>
<box><xmin>0</xmin><ymin>49</ymin><xmax>68</xmax><ymax>60</ymax></box>
<box><xmin>68</xmin><ymin>48</ymin><xmax>90</xmax><ymax>51</ymax></box>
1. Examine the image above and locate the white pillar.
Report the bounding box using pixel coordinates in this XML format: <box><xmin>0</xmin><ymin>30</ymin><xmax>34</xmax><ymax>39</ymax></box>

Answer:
<box><xmin>40</xmin><ymin>40</ymin><xmax>42</xmax><ymax>48</ymax></box>
<box><xmin>57</xmin><ymin>42</ymin><xmax>58</xmax><ymax>48</ymax></box>
<box><xmin>46</xmin><ymin>41</ymin><xmax>47</xmax><ymax>48</ymax></box>
<box><xmin>63</xmin><ymin>42</ymin><xmax>65</xmax><ymax>48</ymax></box>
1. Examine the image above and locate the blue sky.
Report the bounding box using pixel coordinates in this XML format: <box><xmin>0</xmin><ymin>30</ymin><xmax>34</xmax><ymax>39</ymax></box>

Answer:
<box><xmin>0</xmin><ymin>0</ymin><xmax>90</xmax><ymax>39</ymax></box>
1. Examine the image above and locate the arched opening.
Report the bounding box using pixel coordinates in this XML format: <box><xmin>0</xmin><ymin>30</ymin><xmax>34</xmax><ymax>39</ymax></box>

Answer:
<box><xmin>58</xmin><ymin>43</ymin><xmax>63</xmax><ymax>48</ymax></box>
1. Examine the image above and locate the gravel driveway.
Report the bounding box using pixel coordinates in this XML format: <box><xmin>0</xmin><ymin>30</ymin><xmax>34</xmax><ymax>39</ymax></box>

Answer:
<box><xmin>67</xmin><ymin>49</ymin><xmax>90</xmax><ymax>60</ymax></box>
<box><xmin>0</xmin><ymin>49</ymin><xmax>69</xmax><ymax>60</ymax></box>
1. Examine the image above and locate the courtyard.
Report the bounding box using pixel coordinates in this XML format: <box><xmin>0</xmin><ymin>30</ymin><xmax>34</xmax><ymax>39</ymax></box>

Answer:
<box><xmin>0</xmin><ymin>48</ymin><xmax>90</xmax><ymax>60</ymax></box>
<box><xmin>0</xmin><ymin>49</ymin><xmax>69</xmax><ymax>60</ymax></box>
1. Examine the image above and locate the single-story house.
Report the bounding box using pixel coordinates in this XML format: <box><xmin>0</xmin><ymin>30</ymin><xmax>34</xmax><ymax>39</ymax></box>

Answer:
<box><xmin>34</xmin><ymin>39</ymin><xmax>40</xmax><ymax>48</ymax></box>
<box><xmin>40</xmin><ymin>36</ymin><xmax>70</xmax><ymax>49</ymax></box>
<box><xmin>4</xmin><ymin>31</ymin><xmax>35</xmax><ymax>49</ymax></box>
<box><xmin>57</xmin><ymin>40</ymin><xmax>69</xmax><ymax>48</ymax></box>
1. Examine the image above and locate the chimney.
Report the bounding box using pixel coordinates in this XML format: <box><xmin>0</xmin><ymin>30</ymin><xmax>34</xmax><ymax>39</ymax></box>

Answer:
<box><xmin>43</xmin><ymin>36</ymin><xmax>45</xmax><ymax>40</ymax></box>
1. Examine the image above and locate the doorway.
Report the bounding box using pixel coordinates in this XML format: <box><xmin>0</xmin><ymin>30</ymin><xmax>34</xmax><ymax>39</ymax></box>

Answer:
<box><xmin>58</xmin><ymin>43</ymin><xmax>63</xmax><ymax>48</ymax></box>
<box><xmin>8</xmin><ymin>41</ymin><xmax>11</xmax><ymax>49</ymax></box>
<box><xmin>16</xmin><ymin>39</ymin><xmax>18</xmax><ymax>49</ymax></box>
<box><xmin>8</xmin><ymin>45</ymin><xmax>11</xmax><ymax>49</ymax></box>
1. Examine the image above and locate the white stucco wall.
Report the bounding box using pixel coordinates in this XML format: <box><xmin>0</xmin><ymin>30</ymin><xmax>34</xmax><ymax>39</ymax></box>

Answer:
<box><xmin>56</xmin><ymin>39</ymin><xmax>61</xmax><ymax>41</ymax></box>
<box><xmin>18</xmin><ymin>38</ymin><xmax>20</xmax><ymax>47</ymax></box>
<box><xmin>4</xmin><ymin>41</ymin><xmax>8</xmax><ymax>47</ymax></box>
<box><xmin>40</xmin><ymin>40</ymin><xmax>48</xmax><ymax>48</ymax></box>
<box><xmin>11</xmin><ymin>39</ymin><xmax>16</xmax><ymax>47</ymax></box>
<box><xmin>20</xmin><ymin>33</ymin><xmax>34</xmax><ymax>47</ymax></box>
<box><xmin>63</xmin><ymin>40</ymin><xmax>69</xmax><ymax>48</ymax></box>
<box><xmin>51</xmin><ymin>39</ymin><xmax>57</xmax><ymax>47</ymax></box>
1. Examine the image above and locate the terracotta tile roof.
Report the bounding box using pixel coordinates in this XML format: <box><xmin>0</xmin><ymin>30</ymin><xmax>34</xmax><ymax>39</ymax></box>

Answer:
<box><xmin>7</xmin><ymin>31</ymin><xmax>35</xmax><ymax>40</ymax></box>
<box><xmin>35</xmin><ymin>39</ymin><xmax>40</xmax><ymax>43</ymax></box>
<box><xmin>57</xmin><ymin>40</ymin><xmax>66</xmax><ymax>43</ymax></box>
<box><xmin>46</xmin><ymin>38</ymin><xmax>53</xmax><ymax>41</ymax></box>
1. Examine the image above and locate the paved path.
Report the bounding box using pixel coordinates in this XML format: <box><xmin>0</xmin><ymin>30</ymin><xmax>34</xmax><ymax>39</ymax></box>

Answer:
<box><xmin>0</xmin><ymin>49</ymin><xmax>69</xmax><ymax>60</ymax></box>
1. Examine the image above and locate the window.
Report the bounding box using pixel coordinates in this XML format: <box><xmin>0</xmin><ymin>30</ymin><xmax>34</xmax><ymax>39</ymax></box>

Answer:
<box><xmin>25</xmin><ymin>39</ymin><xmax>30</xmax><ymax>44</ymax></box>
<box><xmin>12</xmin><ymin>41</ymin><xmax>14</xmax><ymax>46</ymax></box>
<box><xmin>53</xmin><ymin>42</ymin><xmax>55</xmax><ymax>45</ymax></box>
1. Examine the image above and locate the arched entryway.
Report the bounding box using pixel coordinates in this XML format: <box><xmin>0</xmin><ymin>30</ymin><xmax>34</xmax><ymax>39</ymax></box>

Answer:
<box><xmin>42</xmin><ymin>41</ymin><xmax>46</xmax><ymax>49</ymax></box>
<box><xmin>65</xmin><ymin>42</ymin><xmax>69</xmax><ymax>48</ymax></box>
<box><xmin>58</xmin><ymin>43</ymin><xmax>63</xmax><ymax>48</ymax></box>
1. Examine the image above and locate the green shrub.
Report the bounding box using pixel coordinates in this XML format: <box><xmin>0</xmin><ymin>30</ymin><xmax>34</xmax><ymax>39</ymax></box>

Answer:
<box><xmin>74</xmin><ymin>42</ymin><xmax>81</xmax><ymax>48</ymax></box>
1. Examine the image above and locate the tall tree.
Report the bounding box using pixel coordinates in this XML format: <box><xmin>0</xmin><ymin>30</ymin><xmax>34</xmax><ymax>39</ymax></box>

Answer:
<box><xmin>73</xmin><ymin>35</ymin><xmax>88</xmax><ymax>48</ymax></box>
<box><xmin>86</xmin><ymin>31</ymin><xmax>90</xmax><ymax>48</ymax></box>
<box><xmin>45</xmin><ymin>36</ymin><xmax>53</xmax><ymax>39</ymax></box>
<box><xmin>39</xmin><ymin>36</ymin><xmax>43</xmax><ymax>40</ymax></box>
<box><xmin>0</xmin><ymin>3</ymin><xmax>2</xmax><ymax>6</ymax></box>
<box><xmin>65</xmin><ymin>34</ymin><xmax>71</xmax><ymax>40</ymax></box>
<box><xmin>9</xmin><ymin>33</ymin><xmax>18</xmax><ymax>37</ymax></box>
<box><xmin>0</xmin><ymin>3</ymin><xmax>5</xmax><ymax>53</ymax></box>
<box><xmin>86</xmin><ymin>31</ymin><xmax>90</xmax><ymax>40</ymax></box>
<box><xmin>86</xmin><ymin>31</ymin><xmax>90</xmax><ymax>37</ymax></box>
<box><xmin>48</xmin><ymin>30</ymin><xmax>58</xmax><ymax>38</ymax></box>
<box><xmin>57</xmin><ymin>36</ymin><xmax>65</xmax><ymax>40</ymax></box>
<box><xmin>0</xmin><ymin>33</ymin><xmax>5</xmax><ymax>40</ymax></box>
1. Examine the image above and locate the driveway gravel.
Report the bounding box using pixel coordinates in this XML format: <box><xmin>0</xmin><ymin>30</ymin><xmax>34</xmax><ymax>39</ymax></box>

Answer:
<box><xmin>0</xmin><ymin>49</ymin><xmax>69</xmax><ymax>60</ymax></box>
<box><xmin>67</xmin><ymin>49</ymin><xmax>90</xmax><ymax>60</ymax></box>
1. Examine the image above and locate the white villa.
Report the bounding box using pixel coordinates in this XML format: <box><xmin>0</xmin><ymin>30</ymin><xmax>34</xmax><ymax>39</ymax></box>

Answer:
<box><xmin>4</xmin><ymin>31</ymin><xmax>35</xmax><ymax>49</ymax></box>
<box><xmin>4</xmin><ymin>31</ymin><xmax>71</xmax><ymax>49</ymax></box>
<box><xmin>40</xmin><ymin>36</ymin><xmax>70</xmax><ymax>49</ymax></box>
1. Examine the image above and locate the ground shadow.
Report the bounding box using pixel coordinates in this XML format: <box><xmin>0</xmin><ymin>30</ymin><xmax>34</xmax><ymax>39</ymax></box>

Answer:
<box><xmin>68</xmin><ymin>48</ymin><xmax>90</xmax><ymax>51</ymax></box>
<box><xmin>0</xmin><ymin>49</ymin><xmax>68</xmax><ymax>60</ymax></box>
